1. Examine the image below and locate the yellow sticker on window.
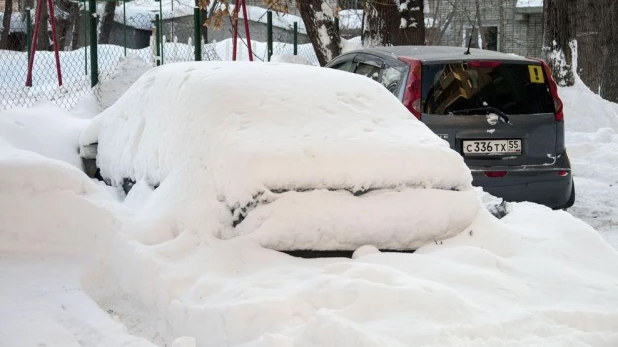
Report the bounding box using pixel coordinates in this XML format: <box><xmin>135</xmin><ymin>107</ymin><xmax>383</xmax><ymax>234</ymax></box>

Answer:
<box><xmin>528</xmin><ymin>65</ymin><xmax>545</xmax><ymax>84</ymax></box>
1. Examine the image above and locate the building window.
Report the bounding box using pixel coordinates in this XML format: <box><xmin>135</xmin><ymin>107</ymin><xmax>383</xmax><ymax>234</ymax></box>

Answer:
<box><xmin>463</xmin><ymin>26</ymin><xmax>499</xmax><ymax>51</ymax></box>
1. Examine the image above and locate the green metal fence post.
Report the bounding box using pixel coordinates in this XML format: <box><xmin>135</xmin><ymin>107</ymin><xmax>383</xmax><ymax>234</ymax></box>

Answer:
<box><xmin>26</xmin><ymin>9</ymin><xmax>32</xmax><ymax>63</ymax></box>
<box><xmin>83</xmin><ymin>5</ymin><xmax>87</xmax><ymax>75</ymax></box>
<box><xmin>293</xmin><ymin>21</ymin><xmax>297</xmax><ymax>56</ymax></box>
<box><xmin>194</xmin><ymin>7</ymin><xmax>201</xmax><ymax>61</ymax></box>
<box><xmin>155</xmin><ymin>14</ymin><xmax>161</xmax><ymax>66</ymax></box>
<box><xmin>88</xmin><ymin>0</ymin><xmax>98</xmax><ymax>86</ymax></box>
<box><xmin>158</xmin><ymin>0</ymin><xmax>164</xmax><ymax>64</ymax></box>
<box><xmin>267</xmin><ymin>11</ymin><xmax>273</xmax><ymax>61</ymax></box>
<box><xmin>123</xmin><ymin>0</ymin><xmax>127</xmax><ymax>56</ymax></box>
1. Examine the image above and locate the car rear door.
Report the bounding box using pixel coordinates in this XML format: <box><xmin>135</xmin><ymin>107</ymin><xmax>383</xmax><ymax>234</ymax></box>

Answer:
<box><xmin>420</xmin><ymin>60</ymin><xmax>558</xmax><ymax>167</ymax></box>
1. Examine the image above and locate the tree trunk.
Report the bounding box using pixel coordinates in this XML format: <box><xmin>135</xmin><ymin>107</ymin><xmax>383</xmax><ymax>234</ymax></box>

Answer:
<box><xmin>296</xmin><ymin>0</ymin><xmax>341</xmax><ymax>66</ymax></box>
<box><xmin>0</xmin><ymin>0</ymin><xmax>13</xmax><ymax>49</ymax></box>
<box><xmin>36</xmin><ymin>0</ymin><xmax>49</xmax><ymax>50</ymax></box>
<box><xmin>363</xmin><ymin>0</ymin><xmax>425</xmax><ymax>47</ymax></box>
<box><xmin>99</xmin><ymin>1</ymin><xmax>116</xmax><ymax>44</ymax></box>
<box><xmin>599</xmin><ymin>0</ymin><xmax>618</xmax><ymax>102</ymax></box>
<box><xmin>69</xmin><ymin>4</ymin><xmax>80</xmax><ymax>49</ymax></box>
<box><xmin>542</xmin><ymin>0</ymin><xmax>576</xmax><ymax>87</ymax></box>
<box><xmin>575</xmin><ymin>0</ymin><xmax>602</xmax><ymax>92</ymax></box>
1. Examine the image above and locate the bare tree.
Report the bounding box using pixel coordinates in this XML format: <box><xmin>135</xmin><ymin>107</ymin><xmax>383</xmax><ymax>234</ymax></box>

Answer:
<box><xmin>69</xmin><ymin>5</ymin><xmax>81</xmax><ymax>49</ymax></box>
<box><xmin>36</xmin><ymin>0</ymin><xmax>49</xmax><ymax>50</ymax></box>
<box><xmin>575</xmin><ymin>0</ymin><xmax>602</xmax><ymax>92</ymax></box>
<box><xmin>599</xmin><ymin>0</ymin><xmax>618</xmax><ymax>102</ymax></box>
<box><xmin>99</xmin><ymin>1</ymin><xmax>117</xmax><ymax>44</ymax></box>
<box><xmin>296</xmin><ymin>0</ymin><xmax>341</xmax><ymax>66</ymax></box>
<box><xmin>542</xmin><ymin>0</ymin><xmax>577</xmax><ymax>87</ymax></box>
<box><xmin>363</xmin><ymin>0</ymin><xmax>425</xmax><ymax>47</ymax></box>
<box><xmin>0</xmin><ymin>0</ymin><xmax>14</xmax><ymax>49</ymax></box>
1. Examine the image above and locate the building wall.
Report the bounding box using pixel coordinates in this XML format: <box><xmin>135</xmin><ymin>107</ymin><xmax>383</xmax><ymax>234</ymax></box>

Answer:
<box><xmin>426</xmin><ymin>0</ymin><xmax>543</xmax><ymax>58</ymax></box>
<box><xmin>0</xmin><ymin>0</ymin><xmax>20</xmax><ymax>12</ymax></box>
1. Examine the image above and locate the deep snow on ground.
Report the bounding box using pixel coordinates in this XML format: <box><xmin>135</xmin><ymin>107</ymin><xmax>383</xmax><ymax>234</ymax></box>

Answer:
<box><xmin>0</xmin><ymin>252</ymin><xmax>159</xmax><ymax>347</ymax></box>
<box><xmin>1</xmin><ymin>58</ymin><xmax>618</xmax><ymax>347</ymax></box>
<box><xmin>562</xmin><ymin>77</ymin><xmax>618</xmax><ymax>248</ymax></box>
<box><xmin>80</xmin><ymin>61</ymin><xmax>478</xmax><ymax>251</ymax></box>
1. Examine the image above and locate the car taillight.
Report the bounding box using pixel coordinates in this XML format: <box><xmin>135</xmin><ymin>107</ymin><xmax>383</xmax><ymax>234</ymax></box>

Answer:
<box><xmin>399</xmin><ymin>57</ymin><xmax>422</xmax><ymax>120</ymax></box>
<box><xmin>533</xmin><ymin>58</ymin><xmax>564</xmax><ymax>122</ymax></box>
<box><xmin>484</xmin><ymin>171</ymin><xmax>507</xmax><ymax>178</ymax></box>
<box><xmin>468</xmin><ymin>60</ymin><xmax>502</xmax><ymax>69</ymax></box>
<box><xmin>558</xmin><ymin>170</ymin><xmax>569</xmax><ymax>177</ymax></box>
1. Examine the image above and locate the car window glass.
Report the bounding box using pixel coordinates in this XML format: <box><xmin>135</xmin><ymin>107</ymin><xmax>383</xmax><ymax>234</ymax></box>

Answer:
<box><xmin>421</xmin><ymin>62</ymin><xmax>554</xmax><ymax>115</ymax></box>
<box><xmin>380</xmin><ymin>65</ymin><xmax>404</xmax><ymax>94</ymax></box>
<box><xmin>355</xmin><ymin>62</ymin><xmax>381</xmax><ymax>81</ymax></box>
<box><xmin>330</xmin><ymin>61</ymin><xmax>354</xmax><ymax>72</ymax></box>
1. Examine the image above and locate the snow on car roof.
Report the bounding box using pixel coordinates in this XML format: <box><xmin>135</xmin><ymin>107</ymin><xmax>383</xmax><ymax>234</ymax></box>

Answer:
<box><xmin>358</xmin><ymin>46</ymin><xmax>536</xmax><ymax>63</ymax></box>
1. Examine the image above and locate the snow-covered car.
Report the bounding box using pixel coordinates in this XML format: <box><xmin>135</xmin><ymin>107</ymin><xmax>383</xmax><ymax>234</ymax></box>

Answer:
<box><xmin>80</xmin><ymin>61</ymin><xmax>481</xmax><ymax>252</ymax></box>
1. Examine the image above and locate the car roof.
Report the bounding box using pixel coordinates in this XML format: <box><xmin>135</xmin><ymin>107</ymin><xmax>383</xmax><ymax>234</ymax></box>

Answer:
<box><xmin>345</xmin><ymin>46</ymin><xmax>537</xmax><ymax>63</ymax></box>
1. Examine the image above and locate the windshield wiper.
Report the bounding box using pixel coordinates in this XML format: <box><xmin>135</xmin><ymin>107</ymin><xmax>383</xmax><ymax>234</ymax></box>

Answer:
<box><xmin>450</xmin><ymin>107</ymin><xmax>511</xmax><ymax>124</ymax></box>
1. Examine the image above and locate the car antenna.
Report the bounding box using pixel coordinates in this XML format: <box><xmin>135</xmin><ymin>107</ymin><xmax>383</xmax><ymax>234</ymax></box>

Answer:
<box><xmin>464</xmin><ymin>6</ymin><xmax>480</xmax><ymax>55</ymax></box>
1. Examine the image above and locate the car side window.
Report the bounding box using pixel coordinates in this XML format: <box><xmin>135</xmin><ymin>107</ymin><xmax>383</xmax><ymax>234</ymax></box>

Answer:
<box><xmin>355</xmin><ymin>63</ymin><xmax>381</xmax><ymax>81</ymax></box>
<box><xmin>354</xmin><ymin>60</ymin><xmax>382</xmax><ymax>82</ymax></box>
<box><xmin>330</xmin><ymin>61</ymin><xmax>355</xmax><ymax>72</ymax></box>
<box><xmin>380</xmin><ymin>64</ymin><xmax>405</xmax><ymax>95</ymax></box>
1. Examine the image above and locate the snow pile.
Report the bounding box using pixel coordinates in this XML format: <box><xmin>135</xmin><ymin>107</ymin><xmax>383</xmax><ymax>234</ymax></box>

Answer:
<box><xmin>73</xmin><ymin>54</ymin><xmax>153</xmax><ymax>117</ymax></box>
<box><xmin>0</xmin><ymin>139</ymin><xmax>123</xmax><ymax>254</ymax></box>
<box><xmin>269</xmin><ymin>54</ymin><xmax>314</xmax><ymax>65</ymax></box>
<box><xmin>86</xmin><ymin>200</ymin><xmax>618</xmax><ymax>346</ymax></box>
<box><xmin>0</xmin><ymin>254</ymin><xmax>159</xmax><ymax>347</ymax></box>
<box><xmin>0</xmin><ymin>103</ymin><xmax>88</xmax><ymax>168</ymax></box>
<box><xmin>0</xmin><ymin>103</ymin><xmax>125</xmax><ymax>253</ymax></box>
<box><xmin>560</xmin><ymin>78</ymin><xmax>618</xmax><ymax>247</ymax></box>
<box><xmin>562</xmin><ymin>78</ymin><xmax>618</xmax><ymax>133</ymax></box>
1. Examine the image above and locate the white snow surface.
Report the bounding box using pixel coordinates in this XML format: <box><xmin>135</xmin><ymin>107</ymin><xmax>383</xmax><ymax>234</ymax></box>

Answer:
<box><xmin>2</xmin><ymin>58</ymin><xmax>618</xmax><ymax>347</ymax></box>
<box><xmin>0</xmin><ymin>103</ymin><xmax>88</xmax><ymax>168</ymax></box>
<box><xmin>561</xmin><ymin>76</ymin><xmax>618</xmax><ymax>248</ymax></box>
<box><xmin>269</xmin><ymin>54</ymin><xmax>314</xmax><ymax>65</ymax></box>
<box><xmin>516</xmin><ymin>0</ymin><xmax>543</xmax><ymax>8</ymax></box>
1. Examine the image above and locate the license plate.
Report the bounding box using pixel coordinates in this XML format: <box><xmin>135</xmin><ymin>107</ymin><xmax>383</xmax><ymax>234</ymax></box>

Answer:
<box><xmin>462</xmin><ymin>139</ymin><xmax>522</xmax><ymax>155</ymax></box>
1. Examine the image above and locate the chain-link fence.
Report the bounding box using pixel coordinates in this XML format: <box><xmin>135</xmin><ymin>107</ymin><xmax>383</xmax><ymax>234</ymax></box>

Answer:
<box><xmin>1</xmin><ymin>0</ymin><xmax>545</xmax><ymax>111</ymax></box>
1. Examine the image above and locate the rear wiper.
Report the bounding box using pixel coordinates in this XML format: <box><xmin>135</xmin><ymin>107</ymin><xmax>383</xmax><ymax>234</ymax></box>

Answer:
<box><xmin>450</xmin><ymin>107</ymin><xmax>511</xmax><ymax>124</ymax></box>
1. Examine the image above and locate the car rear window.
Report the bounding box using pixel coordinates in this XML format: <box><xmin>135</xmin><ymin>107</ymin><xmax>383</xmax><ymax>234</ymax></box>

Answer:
<box><xmin>421</xmin><ymin>62</ymin><xmax>555</xmax><ymax>115</ymax></box>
